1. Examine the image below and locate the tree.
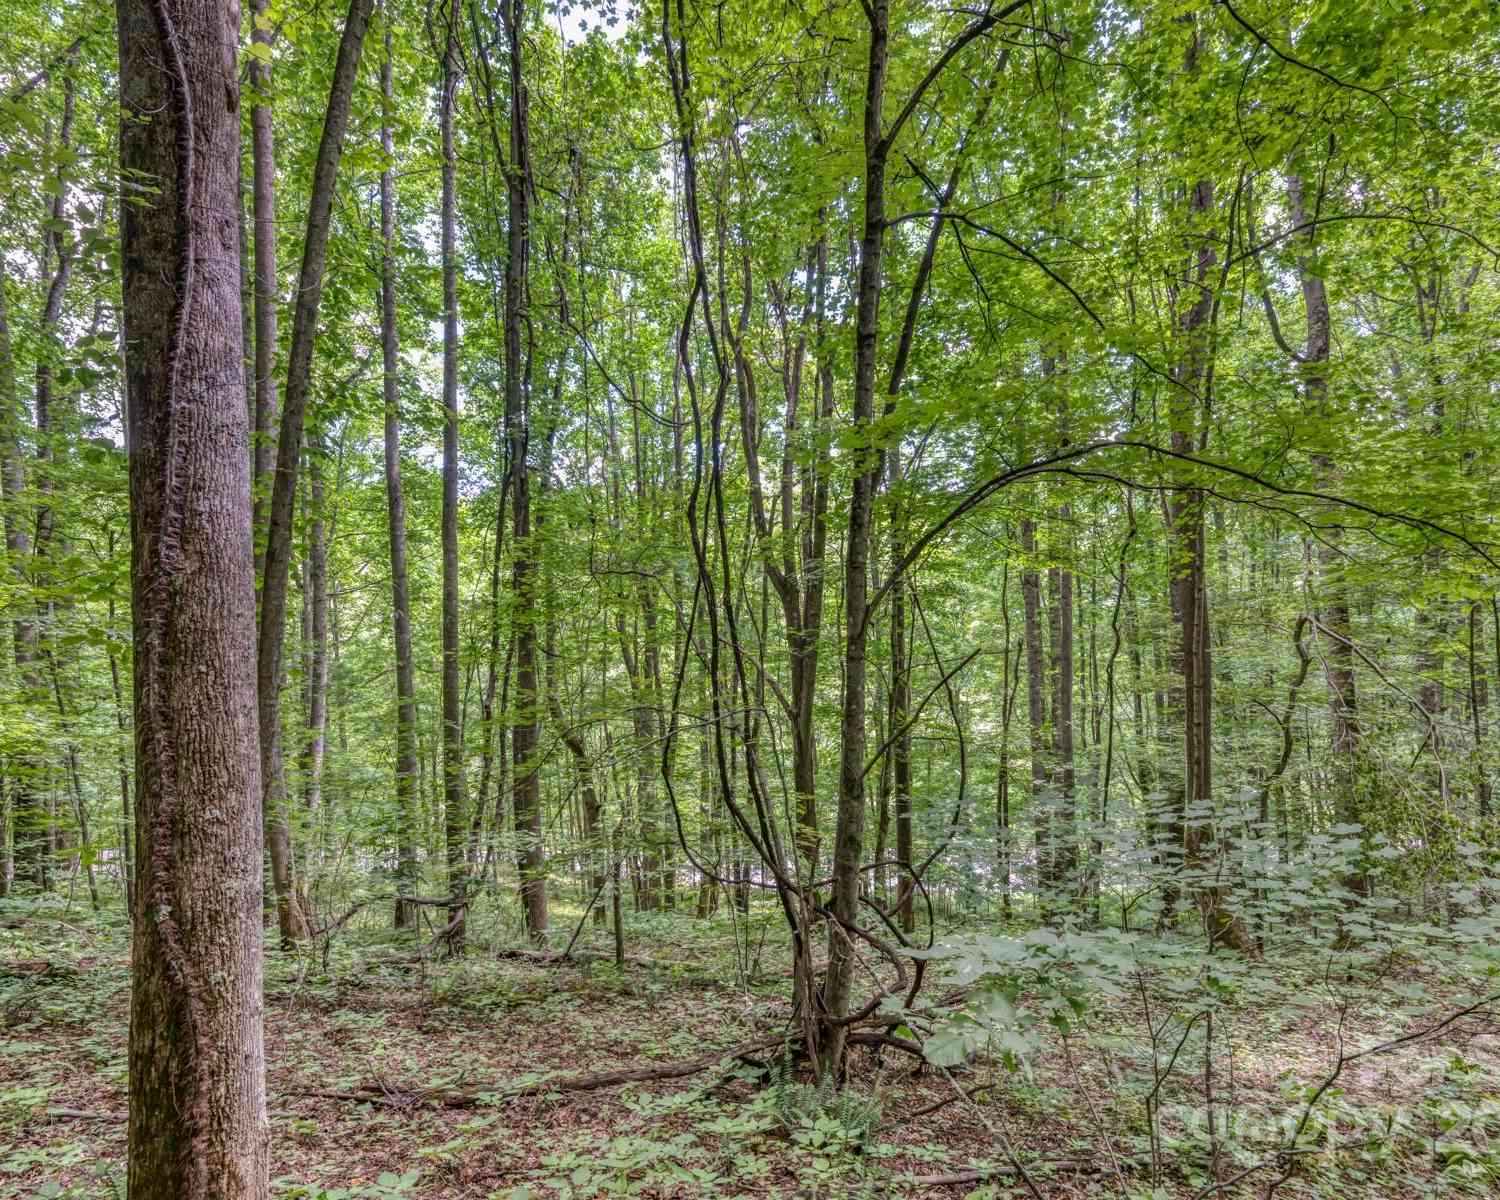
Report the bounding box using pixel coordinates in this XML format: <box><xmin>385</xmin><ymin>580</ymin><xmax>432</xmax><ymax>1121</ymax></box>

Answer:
<box><xmin>256</xmin><ymin>0</ymin><xmax>373</xmax><ymax>944</ymax></box>
<box><xmin>500</xmin><ymin>0</ymin><xmax>547</xmax><ymax>945</ymax></box>
<box><xmin>117</xmin><ymin>0</ymin><xmax>267</xmax><ymax>1191</ymax></box>
<box><xmin>379</xmin><ymin>16</ymin><xmax>420</xmax><ymax>930</ymax></box>
<box><xmin>438</xmin><ymin>0</ymin><xmax>467</xmax><ymax>953</ymax></box>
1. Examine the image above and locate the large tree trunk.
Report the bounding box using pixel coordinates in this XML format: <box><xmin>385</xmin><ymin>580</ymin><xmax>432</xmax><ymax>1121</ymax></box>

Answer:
<box><xmin>438</xmin><ymin>9</ymin><xmax>467</xmax><ymax>955</ymax></box>
<box><xmin>117</xmin><ymin>0</ymin><xmax>268</xmax><ymax>1191</ymax></box>
<box><xmin>256</xmin><ymin>0</ymin><xmax>373</xmax><ymax>945</ymax></box>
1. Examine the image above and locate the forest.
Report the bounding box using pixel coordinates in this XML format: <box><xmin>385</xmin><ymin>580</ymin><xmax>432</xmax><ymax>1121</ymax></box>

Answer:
<box><xmin>2</xmin><ymin>0</ymin><xmax>1499</xmax><ymax>1196</ymax></box>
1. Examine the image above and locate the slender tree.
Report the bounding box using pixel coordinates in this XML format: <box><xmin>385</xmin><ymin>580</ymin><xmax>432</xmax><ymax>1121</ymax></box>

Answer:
<box><xmin>438</xmin><ymin>0</ymin><xmax>467</xmax><ymax>952</ymax></box>
<box><xmin>380</xmin><ymin>18</ymin><xmax>420</xmax><ymax>930</ymax></box>
<box><xmin>256</xmin><ymin>0</ymin><xmax>374</xmax><ymax>943</ymax></box>
<box><xmin>502</xmin><ymin>0</ymin><xmax>547</xmax><ymax>944</ymax></box>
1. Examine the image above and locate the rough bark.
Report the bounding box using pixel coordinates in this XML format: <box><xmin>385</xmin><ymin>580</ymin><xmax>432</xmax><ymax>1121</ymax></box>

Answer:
<box><xmin>117</xmin><ymin>0</ymin><xmax>268</xmax><ymax>1190</ymax></box>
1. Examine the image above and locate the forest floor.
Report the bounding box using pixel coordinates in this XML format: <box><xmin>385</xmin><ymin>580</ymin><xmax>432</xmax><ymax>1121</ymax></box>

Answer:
<box><xmin>2</xmin><ymin>894</ymin><xmax>1498</xmax><ymax>1200</ymax></box>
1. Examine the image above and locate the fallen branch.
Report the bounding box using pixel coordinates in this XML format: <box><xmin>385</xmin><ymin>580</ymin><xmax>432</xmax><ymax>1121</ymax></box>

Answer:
<box><xmin>902</xmin><ymin>1082</ymin><xmax>996</xmax><ymax>1122</ymax></box>
<box><xmin>45</xmin><ymin>1108</ymin><xmax>125</xmax><ymax>1123</ymax></box>
<box><xmin>306</xmin><ymin>1033</ymin><xmax>788</xmax><ymax>1109</ymax></box>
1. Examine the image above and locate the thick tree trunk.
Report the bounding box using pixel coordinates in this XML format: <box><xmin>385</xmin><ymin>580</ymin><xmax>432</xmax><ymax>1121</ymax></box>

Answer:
<box><xmin>117</xmin><ymin>0</ymin><xmax>268</xmax><ymax>1190</ymax></box>
<box><xmin>257</xmin><ymin>0</ymin><xmax>372</xmax><ymax>944</ymax></box>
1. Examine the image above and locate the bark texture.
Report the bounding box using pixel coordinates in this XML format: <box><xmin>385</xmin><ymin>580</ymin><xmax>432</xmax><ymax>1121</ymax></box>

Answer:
<box><xmin>117</xmin><ymin>0</ymin><xmax>268</xmax><ymax>1191</ymax></box>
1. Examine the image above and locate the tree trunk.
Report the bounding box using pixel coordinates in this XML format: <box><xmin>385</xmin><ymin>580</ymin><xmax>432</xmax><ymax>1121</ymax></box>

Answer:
<box><xmin>997</xmin><ymin>559</ymin><xmax>1019</xmax><ymax>921</ymax></box>
<box><xmin>298</xmin><ymin>445</ymin><xmax>329</xmax><ymax>896</ymax></box>
<box><xmin>1476</xmin><ymin>603</ymin><xmax>1495</xmax><ymax>824</ymax></box>
<box><xmin>504</xmin><ymin>0</ymin><xmax>547</xmax><ymax>945</ymax></box>
<box><xmin>1168</xmin><ymin>22</ymin><xmax>1250</xmax><ymax>953</ymax></box>
<box><xmin>822</xmin><ymin>0</ymin><xmax>891</xmax><ymax>1078</ymax></box>
<box><xmin>380</xmin><ymin>25</ymin><xmax>420</xmax><ymax>930</ymax></box>
<box><xmin>118</xmin><ymin>0</ymin><xmax>268</xmax><ymax>1189</ymax></box>
<box><xmin>1286</xmin><ymin>167</ymin><xmax>1365</xmax><ymax>895</ymax></box>
<box><xmin>1020</xmin><ymin>518</ymin><xmax>1048</xmax><ymax>900</ymax></box>
<box><xmin>438</xmin><ymin>9</ymin><xmax>467</xmax><ymax>955</ymax></box>
<box><xmin>888</xmin><ymin>444</ymin><xmax>913</xmax><ymax>932</ymax></box>
<box><xmin>257</xmin><ymin>0</ymin><xmax>373</xmax><ymax>944</ymax></box>
<box><xmin>1046</xmin><ymin>555</ymin><xmax>1076</xmax><ymax>896</ymax></box>
<box><xmin>547</xmin><ymin>626</ymin><xmax>605</xmax><ymax>927</ymax></box>
<box><xmin>249</xmin><ymin>0</ymin><xmax>278</xmax><ymax>581</ymax></box>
